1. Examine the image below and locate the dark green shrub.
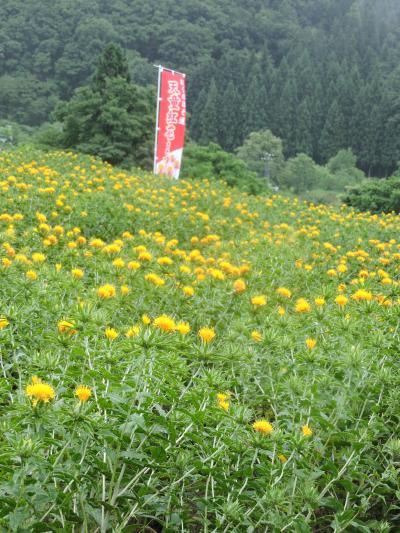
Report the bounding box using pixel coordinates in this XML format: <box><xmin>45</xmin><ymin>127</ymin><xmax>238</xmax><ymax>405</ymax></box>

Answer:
<box><xmin>344</xmin><ymin>177</ymin><xmax>400</xmax><ymax>213</ymax></box>
<box><xmin>180</xmin><ymin>142</ymin><xmax>267</xmax><ymax>195</ymax></box>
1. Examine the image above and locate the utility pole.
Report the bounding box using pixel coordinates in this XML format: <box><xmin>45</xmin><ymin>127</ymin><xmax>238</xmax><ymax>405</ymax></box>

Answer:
<box><xmin>261</xmin><ymin>152</ymin><xmax>273</xmax><ymax>188</ymax></box>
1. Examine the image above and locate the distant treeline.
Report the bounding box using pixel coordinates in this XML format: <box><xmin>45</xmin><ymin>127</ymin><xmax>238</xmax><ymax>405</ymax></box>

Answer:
<box><xmin>0</xmin><ymin>0</ymin><xmax>399</xmax><ymax>176</ymax></box>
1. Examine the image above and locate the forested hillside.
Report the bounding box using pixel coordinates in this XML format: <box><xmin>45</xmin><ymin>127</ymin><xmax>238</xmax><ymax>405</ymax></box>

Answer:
<box><xmin>1</xmin><ymin>0</ymin><xmax>400</xmax><ymax>175</ymax></box>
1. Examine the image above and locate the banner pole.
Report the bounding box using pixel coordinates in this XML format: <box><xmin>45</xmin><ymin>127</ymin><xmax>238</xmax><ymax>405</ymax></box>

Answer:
<box><xmin>153</xmin><ymin>65</ymin><xmax>162</xmax><ymax>174</ymax></box>
<box><xmin>154</xmin><ymin>65</ymin><xmax>185</xmax><ymax>76</ymax></box>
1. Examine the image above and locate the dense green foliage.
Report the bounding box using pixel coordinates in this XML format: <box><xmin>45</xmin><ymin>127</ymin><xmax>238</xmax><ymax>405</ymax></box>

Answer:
<box><xmin>280</xmin><ymin>150</ymin><xmax>365</xmax><ymax>196</ymax></box>
<box><xmin>180</xmin><ymin>142</ymin><xmax>265</xmax><ymax>195</ymax></box>
<box><xmin>1</xmin><ymin>0</ymin><xmax>400</xmax><ymax>175</ymax></box>
<box><xmin>53</xmin><ymin>44</ymin><xmax>155</xmax><ymax>168</ymax></box>
<box><xmin>1</xmin><ymin>148</ymin><xmax>400</xmax><ymax>530</ymax></box>
<box><xmin>180</xmin><ymin>141</ymin><xmax>366</xmax><ymax>204</ymax></box>
<box><xmin>236</xmin><ymin>130</ymin><xmax>285</xmax><ymax>187</ymax></box>
<box><xmin>344</xmin><ymin>173</ymin><xmax>400</xmax><ymax>213</ymax></box>
<box><xmin>0</xmin><ymin>120</ymin><xmax>34</xmax><ymax>147</ymax></box>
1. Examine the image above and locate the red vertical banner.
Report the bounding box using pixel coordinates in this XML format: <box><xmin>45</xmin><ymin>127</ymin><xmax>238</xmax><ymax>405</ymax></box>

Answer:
<box><xmin>154</xmin><ymin>67</ymin><xmax>186</xmax><ymax>179</ymax></box>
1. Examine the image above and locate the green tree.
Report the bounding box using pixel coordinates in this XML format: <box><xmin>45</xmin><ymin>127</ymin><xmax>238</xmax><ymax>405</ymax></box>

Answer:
<box><xmin>344</xmin><ymin>176</ymin><xmax>400</xmax><ymax>214</ymax></box>
<box><xmin>92</xmin><ymin>43</ymin><xmax>131</xmax><ymax>91</ymax></box>
<box><xmin>218</xmin><ymin>80</ymin><xmax>242</xmax><ymax>152</ymax></box>
<box><xmin>274</xmin><ymin>69</ymin><xmax>298</xmax><ymax>158</ymax></box>
<box><xmin>55</xmin><ymin>16</ymin><xmax>119</xmax><ymax>92</ymax></box>
<box><xmin>296</xmin><ymin>98</ymin><xmax>313</xmax><ymax>155</ymax></box>
<box><xmin>327</xmin><ymin>148</ymin><xmax>364</xmax><ymax>179</ymax></box>
<box><xmin>319</xmin><ymin>99</ymin><xmax>346</xmax><ymax>161</ymax></box>
<box><xmin>337</xmin><ymin>67</ymin><xmax>361</xmax><ymax>148</ymax></box>
<box><xmin>268</xmin><ymin>58</ymin><xmax>289</xmax><ymax>135</ymax></box>
<box><xmin>236</xmin><ymin>129</ymin><xmax>284</xmax><ymax>186</ymax></box>
<box><xmin>281</xmin><ymin>153</ymin><xmax>320</xmax><ymax>193</ymax></box>
<box><xmin>354</xmin><ymin>75</ymin><xmax>384</xmax><ymax>175</ymax></box>
<box><xmin>0</xmin><ymin>120</ymin><xmax>34</xmax><ymax>146</ymax></box>
<box><xmin>307</xmin><ymin>82</ymin><xmax>323</xmax><ymax>162</ymax></box>
<box><xmin>180</xmin><ymin>142</ymin><xmax>264</xmax><ymax>194</ymax></box>
<box><xmin>243</xmin><ymin>62</ymin><xmax>267</xmax><ymax>137</ymax></box>
<box><xmin>382</xmin><ymin>66</ymin><xmax>400</xmax><ymax>174</ymax></box>
<box><xmin>0</xmin><ymin>75</ymin><xmax>58</xmax><ymax>126</ymax></box>
<box><xmin>55</xmin><ymin>44</ymin><xmax>155</xmax><ymax>168</ymax></box>
<box><xmin>190</xmin><ymin>78</ymin><xmax>219</xmax><ymax>145</ymax></box>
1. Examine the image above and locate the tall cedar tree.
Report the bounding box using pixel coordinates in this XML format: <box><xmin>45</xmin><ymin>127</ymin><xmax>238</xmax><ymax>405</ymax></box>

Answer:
<box><xmin>218</xmin><ymin>80</ymin><xmax>242</xmax><ymax>152</ymax></box>
<box><xmin>319</xmin><ymin>100</ymin><xmax>346</xmax><ymax>161</ymax></box>
<box><xmin>191</xmin><ymin>78</ymin><xmax>219</xmax><ymax>146</ymax></box>
<box><xmin>243</xmin><ymin>62</ymin><xmax>268</xmax><ymax>138</ymax></box>
<box><xmin>55</xmin><ymin>44</ymin><xmax>155</xmax><ymax>168</ymax></box>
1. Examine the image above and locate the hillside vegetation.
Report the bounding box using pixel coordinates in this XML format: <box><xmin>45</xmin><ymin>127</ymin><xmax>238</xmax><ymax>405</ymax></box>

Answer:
<box><xmin>1</xmin><ymin>0</ymin><xmax>400</xmax><ymax>175</ymax></box>
<box><xmin>0</xmin><ymin>148</ymin><xmax>399</xmax><ymax>531</ymax></box>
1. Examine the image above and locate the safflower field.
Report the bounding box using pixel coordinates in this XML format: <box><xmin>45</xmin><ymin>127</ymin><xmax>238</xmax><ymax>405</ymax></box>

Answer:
<box><xmin>0</xmin><ymin>148</ymin><xmax>399</xmax><ymax>532</ymax></box>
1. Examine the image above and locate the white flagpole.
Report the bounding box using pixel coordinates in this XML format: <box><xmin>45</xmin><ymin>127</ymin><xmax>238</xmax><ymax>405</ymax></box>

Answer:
<box><xmin>153</xmin><ymin>65</ymin><xmax>162</xmax><ymax>174</ymax></box>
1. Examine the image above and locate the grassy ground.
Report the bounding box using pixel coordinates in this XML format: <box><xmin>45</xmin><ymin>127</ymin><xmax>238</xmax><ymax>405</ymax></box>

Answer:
<box><xmin>0</xmin><ymin>148</ymin><xmax>399</xmax><ymax>532</ymax></box>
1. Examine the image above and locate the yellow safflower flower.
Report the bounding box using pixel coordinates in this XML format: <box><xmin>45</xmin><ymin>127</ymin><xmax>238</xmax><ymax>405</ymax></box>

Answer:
<box><xmin>35</xmin><ymin>212</ymin><xmax>47</xmax><ymax>222</ymax></box>
<box><xmin>71</xmin><ymin>268</ymin><xmax>84</xmax><ymax>279</ymax></box>
<box><xmin>32</xmin><ymin>252</ymin><xmax>46</xmax><ymax>263</ymax></box>
<box><xmin>142</xmin><ymin>314</ymin><xmax>151</xmax><ymax>325</ymax></box>
<box><xmin>138</xmin><ymin>251</ymin><xmax>152</xmax><ymax>261</ymax></box>
<box><xmin>251</xmin><ymin>330</ymin><xmax>262</xmax><ymax>342</ymax></box>
<box><xmin>305</xmin><ymin>338</ymin><xmax>317</xmax><ymax>349</ymax></box>
<box><xmin>157</xmin><ymin>256</ymin><xmax>173</xmax><ymax>266</ymax></box>
<box><xmin>295</xmin><ymin>298</ymin><xmax>311</xmax><ymax>313</ymax></box>
<box><xmin>105</xmin><ymin>327</ymin><xmax>119</xmax><ymax>340</ymax></box>
<box><xmin>75</xmin><ymin>385</ymin><xmax>91</xmax><ymax>402</ymax></box>
<box><xmin>126</xmin><ymin>325</ymin><xmax>140</xmax><ymax>338</ymax></box>
<box><xmin>153</xmin><ymin>315</ymin><xmax>176</xmax><ymax>332</ymax></box>
<box><xmin>302</xmin><ymin>425</ymin><xmax>313</xmax><ymax>437</ymax></box>
<box><xmin>90</xmin><ymin>238</ymin><xmax>104</xmax><ymax>248</ymax></box>
<box><xmin>335</xmin><ymin>294</ymin><xmax>348</xmax><ymax>306</ymax></box>
<box><xmin>26</xmin><ymin>270</ymin><xmax>38</xmax><ymax>281</ymax></box>
<box><xmin>144</xmin><ymin>273</ymin><xmax>165</xmax><ymax>286</ymax></box>
<box><xmin>233</xmin><ymin>278</ymin><xmax>246</xmax><ymax>293</ymax></box>
<box><xmin>217</xmin><ymin>392</ymin><xmax>230</xmax><ymax>402</ymax></box>
<box><xmin>127</xmin><ymin>261</ymin><xmax>140</xmax><ymax>270</ymax></box>
<box><xmin>58</xmin><ymin>320</ymin><xmax>77</xmax><ymax>335</ymax></box>
<box><xmin>251</xmin><ymin>295</ymin><xmax>267</xmax><ymax>307</ymax></box>
<box><xmin>97</xmin><ymin>284</ymin><xmax>116</xmax><ymax>299</ymax></box>
<box><xmin>175</xmin><ymin>321</ymin><xmax>190</xmax><ymax>335</ymax></box>
<box><xmin>352</xmin><ymin>289</ymin><xmax>373</xmax><ymax>301</ymax></box>
<box><xmin>112</xmin><ymin>258</ymin><xmax>125</xmax><ymax>269</ymax></box>
<box><xmin>120</xmin><ymin>285</ymin><xmax>130</xmax><ymax>295</ymax></box>
<box><xmin>276</xmin><ymin>287</ymin><xmax>291</xmax><ymax>298</ymax></box>
<box><xmin>218</xmin><ymin>399</ymin><xmax>229</xmax><ymax>411</ymax></box>
<box><xmin>252</xmin><ymin>419</ymin><xmax>273</xmax><ymax>435</ymax></box>
<box><xmin>198</xmin><ymin>327</ymin><xmax>215</xmax><ymax>343</ymax></box>
<box><xmin>182</xmin><ymin>286</ymin><xmax>194</xmax><ymax>297</ymax></box>
<box><xmin>54</xmin><ymin>225</ymin><xmax>64</xmax><ymax>235</ymax></box>
<box><xmin>217</xmin><ymin>392</ymin><xmax>230</xmax><ymax>411</ymax></box>
<box><xmin>26</xmin><ymin>377</ymin><xmax>55</xmax><ymax>404</ymax></box>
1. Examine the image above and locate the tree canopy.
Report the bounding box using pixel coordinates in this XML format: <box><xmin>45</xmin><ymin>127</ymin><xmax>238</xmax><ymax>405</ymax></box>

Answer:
<box><xmin>1</xmin><ymin>0</ymin><xmax>400</xmax><ymax>175</ymax></box>
<box><xmin>54</xmin><ymin>44</ymin><xmax>155</xmax><ymax>168</ymax></box>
